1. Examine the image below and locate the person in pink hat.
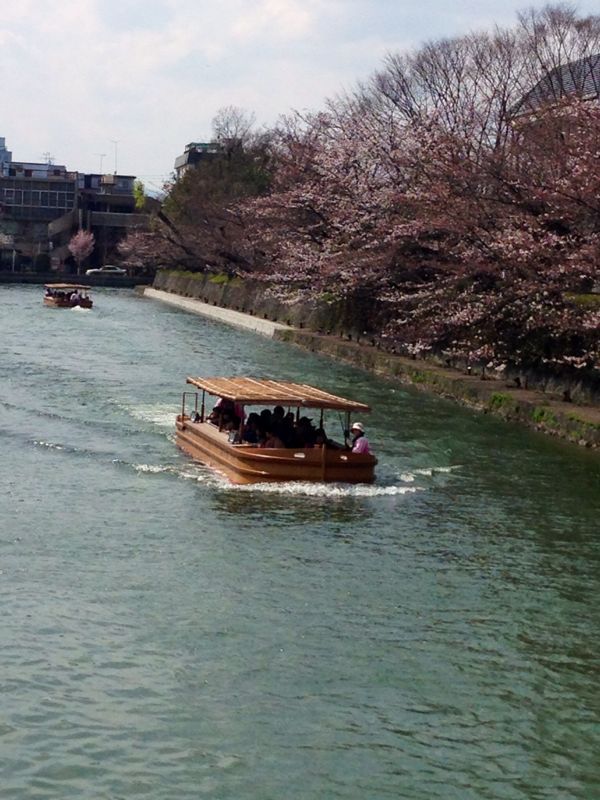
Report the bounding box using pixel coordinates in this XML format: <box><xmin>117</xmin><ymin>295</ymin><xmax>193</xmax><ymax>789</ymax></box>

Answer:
<box><xmin>349</xmin><ymin>422</ymin><xmax>371</xmax><ymax>455</ymax></box>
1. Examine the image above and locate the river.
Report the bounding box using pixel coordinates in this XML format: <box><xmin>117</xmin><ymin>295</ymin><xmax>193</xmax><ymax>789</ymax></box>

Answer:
<box><xmin>1</xmin><ymin>284</ymin><xmax>598</xmax><ymax>799</ymax></box>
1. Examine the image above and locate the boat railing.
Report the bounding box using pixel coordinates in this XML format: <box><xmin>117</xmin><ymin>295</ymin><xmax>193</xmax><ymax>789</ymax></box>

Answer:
<box><xmin>180</xmin><ymin>390</ymin><xmax>202</xmax><ymax>422</ymax></box>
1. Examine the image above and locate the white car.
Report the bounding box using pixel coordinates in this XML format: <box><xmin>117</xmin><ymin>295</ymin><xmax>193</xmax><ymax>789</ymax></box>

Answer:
<box><xmin>85</xmin><ymin>265</ymin><xmax>127</xmax><ymax>276</ymax></box>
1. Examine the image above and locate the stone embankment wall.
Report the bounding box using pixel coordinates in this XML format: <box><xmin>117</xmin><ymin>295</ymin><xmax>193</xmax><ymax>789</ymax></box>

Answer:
<box><xmin>277</xmin><ymin>329</ymin><xmax>600</xmax><ymax>450</ymax></box>
<box><xmin>152</xmin><ymin>271</ymin><xmax>600</xmax><ymax>449</ymax></box>
<box><xmin>142</xmin><ymin>287</ymin><xmax>289</xmax><ymax>337</ymax></box>
<box><xmin>152</xmin><ymin>270</ymin><xmax>377</xmax><ymax>339</ymax></box>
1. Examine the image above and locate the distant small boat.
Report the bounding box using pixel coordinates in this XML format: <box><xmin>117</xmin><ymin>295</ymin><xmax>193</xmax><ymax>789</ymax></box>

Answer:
<box><xmin>43</xmin><ymin>283</ymin><xmax>93</xmax><ymax>309</ymax></box>
<box><xmin>176</xmin><ymin>376</ymin><xmax>377</xmax><ymax>484</ymax></box>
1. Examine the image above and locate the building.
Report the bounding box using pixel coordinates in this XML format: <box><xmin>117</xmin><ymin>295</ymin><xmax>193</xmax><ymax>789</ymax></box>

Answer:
<box><xmin>49</xmin><ymin>172</ymin><xmax>147</xmax><ymax>267</ymax></box>
<box><xmin>173</xmin><ymin>141</ymin><xmax>222</xmax><ymax>179</ymax></box>
<box><xmin>511</xmin><ymin>53</ymin><xmax>600</xmax><ymax>116</ymax></box>
<box><xmin>0</xmin><ymin>154</ymin><xmax>78</xmax><ymax>270</ymax></box>
<box><xmin>0</xmin><ymin>137</ymin><xmax>13</xmax><ymax>167</ymax></box>
<box><xmin>0</xmin><ymin>137</ymin><xmax>149</xmax><ymax>270</ymax></box>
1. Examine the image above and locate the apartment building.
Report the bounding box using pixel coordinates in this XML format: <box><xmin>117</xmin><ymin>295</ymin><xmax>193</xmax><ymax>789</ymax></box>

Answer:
<box><xmin>0</xmin><ymin>137</ymin><xmax>147</xmax><ymax>270</ymax></box>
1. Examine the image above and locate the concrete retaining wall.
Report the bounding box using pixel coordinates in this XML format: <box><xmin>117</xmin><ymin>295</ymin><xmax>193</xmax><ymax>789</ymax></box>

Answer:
<box><xmin>143</xmin><ymin>288</ymin><xmax>289</xmax><ymax>337</ymax></box>
<box><xmin>152</xmin><ymin>270</ymin><xmax>378</xmax><ymax>339</ymax></box>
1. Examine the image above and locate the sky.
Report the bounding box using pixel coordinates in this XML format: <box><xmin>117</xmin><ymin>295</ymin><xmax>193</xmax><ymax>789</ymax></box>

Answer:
<box><xmin>1</xmin><ymin>1</ymin><xmax>598</xmax><ymax>193</ymax></box>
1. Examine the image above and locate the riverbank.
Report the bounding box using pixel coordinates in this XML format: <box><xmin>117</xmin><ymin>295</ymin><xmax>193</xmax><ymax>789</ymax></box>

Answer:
<box><xmin>0</xmin><ymin>270</ymin><xmax>143</xmax><ymax>288</ymax></box>
<box><xmin>277</xmin><ymin>329</ymin><xmax>600</xmax><ymax>450</ymax></box>
<box><xmin>143</xmin><ymin>286</ymin><xmax>600</xmax><ymax>450</ymax></box>
<box><xmin>142</xmin><ymin>287</ymin><xmax>289</xmax><ymax>336</ymax></box>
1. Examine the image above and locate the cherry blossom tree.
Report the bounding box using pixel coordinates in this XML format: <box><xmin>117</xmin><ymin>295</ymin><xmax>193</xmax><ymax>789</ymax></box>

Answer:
<box><xmin>146</xmin><ymin>4</ymin><xmax>600</xmax><ymax>384</ymax></box>
<box><xmin>68</xmin><ymin>229</ymin><xmax>95</xmax><ymax>275</ymax></box>
<box><xmin>239</xmin><ymin>5</ymin><xmax>600</xmax><ymax>378</ymax></box>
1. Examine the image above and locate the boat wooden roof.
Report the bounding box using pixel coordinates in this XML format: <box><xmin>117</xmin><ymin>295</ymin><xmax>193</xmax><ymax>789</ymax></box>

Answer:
<box><xmin>186</xmin><ymin>377</ymin><xmax>371</xmax><ymax>412</ymax></box>
<box><xmin>45</xmin><ymin>283</ymin><xmax>92</xmax><ymax>290</ymax></box>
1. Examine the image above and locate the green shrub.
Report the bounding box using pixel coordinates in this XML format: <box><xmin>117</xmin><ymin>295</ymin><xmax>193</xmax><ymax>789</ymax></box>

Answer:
<box><xmin>531</xmin><ymin>406</ymin><xmax>558</xmax><ymax>427</ymax></box>
<box><xmin>489</xmin><ymin>392</ymin><xmax>516</xmax><ymax>411</ymax></box>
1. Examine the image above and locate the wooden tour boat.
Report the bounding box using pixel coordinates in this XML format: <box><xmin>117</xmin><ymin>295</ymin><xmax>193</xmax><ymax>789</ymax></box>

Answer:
<box><xmin>176</xmin><ymin>377</ymin><xmax>377</xmax><ymax>485</ymax></box>
<box><xmin>44</xmin><ymin>283</ymin><xmax>93</xmax><ymax>309</ymax></box>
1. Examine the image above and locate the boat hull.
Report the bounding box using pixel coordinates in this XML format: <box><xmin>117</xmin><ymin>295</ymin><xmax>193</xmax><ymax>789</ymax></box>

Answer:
<box><xmin>176</xmin><ymin>417</ymin><xmax>377</xmax><ymax>484</ymax></box>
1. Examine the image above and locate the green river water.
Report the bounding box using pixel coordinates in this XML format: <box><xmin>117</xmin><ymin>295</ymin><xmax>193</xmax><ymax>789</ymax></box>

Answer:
<box><xmin>1</xmin><ymin>285</ymin><xmax>598</xmax><ymax>799</ymax></box>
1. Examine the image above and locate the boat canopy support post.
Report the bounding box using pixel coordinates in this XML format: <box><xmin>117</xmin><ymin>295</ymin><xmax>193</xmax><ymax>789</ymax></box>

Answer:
<box><xmin>200</xmin><ymin>390</ymin><xmax>205</xmax><ymax>422</ymax></box>
<box><xmin>238</xmin><ymin>405</ymin><xmax>245</xmax><ymax>440</ymax></box>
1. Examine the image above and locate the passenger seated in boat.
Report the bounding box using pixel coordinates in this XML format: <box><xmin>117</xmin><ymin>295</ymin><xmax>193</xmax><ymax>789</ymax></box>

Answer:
<box><xmin>255</xmin><ymin>409</ymin><xmax>271</xmax><ymax>440</ymax></box>
<box><xmin>294</xmin><ymin>416</ymin><xmax>317</xmax><ymax>447</ymax></box>
<box><xmin>242</xmin><ymin>413</ymin><xmax>261</xmax><ymax>444</ymax></box>
<box><xmin>279</xmin><ymin>412</ymin><xmax>295</xmax><ymax>446</ymax></box>
<box><xmin>272</xmin><ymin>406</ymin><xmax>297</xmax><ymax>444</ymax></box>
<box><xmin>349</xmin><ymin>422</ymin><xmax>372</xmax><ymax>455</ymax></box>
<box><xmin>192</xmin><ymin>411</ymin><xmax>201</xmax><ymax>423</ymax></box>
<box><xmin>208</xmin><ymin>396</ymin><xmax>230</xmax><ymax>424</ymax></box>
<box><xmin>262</xmin><ymin>428</ymin><xmax>285</xmax><ymax>449</ymax></box>
<box><xmin>208</xmin><ymin>397</ymin><xmax>242</xmax><ymax>429</ymax></box>
<box><xmin>259</xmin><ymin>408</ymin><xmax>272</xmax><ymax>429</ymax></box>
<box><xmin>221</xmin><ymin>412</ymin><xmax>239</xmax><ymax>432</ymax></box>
<box><xmin>314</xmin><ymin>427</ymin><xmax>342</xmax><ymax>449</ymax></box>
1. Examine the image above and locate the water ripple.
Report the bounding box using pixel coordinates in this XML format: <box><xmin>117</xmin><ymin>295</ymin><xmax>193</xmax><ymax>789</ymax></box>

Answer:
<box><xmin>0</xmin><ymin>285</ymin><xmax>598</xmax><ymax>800</ymax></box>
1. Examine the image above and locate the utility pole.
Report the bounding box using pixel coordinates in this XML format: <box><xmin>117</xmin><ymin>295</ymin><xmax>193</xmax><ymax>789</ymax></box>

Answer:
<box><xmin>110</xmin><ymin>140</ymin><xmax>119</xmax><ymax>174</ymax></box>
